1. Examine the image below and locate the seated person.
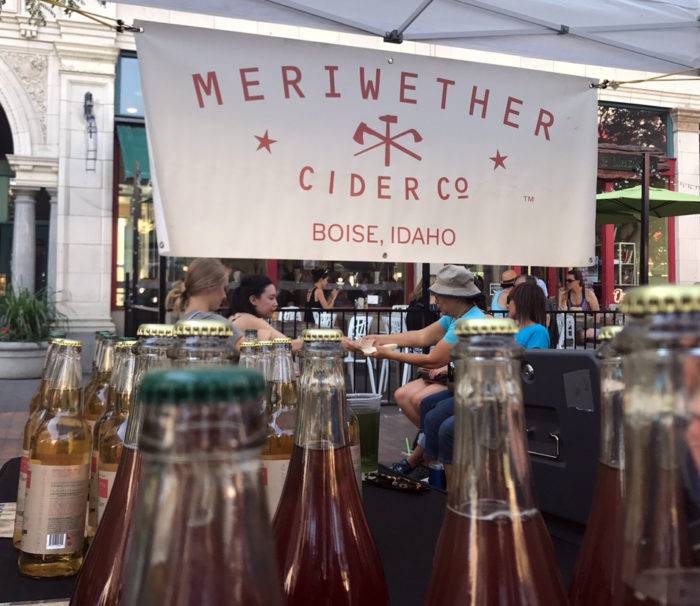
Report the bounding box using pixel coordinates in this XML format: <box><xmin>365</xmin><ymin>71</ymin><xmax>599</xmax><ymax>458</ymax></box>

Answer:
<box><xmin>508</xmin><ymin>283</ymin><xmax>550</xmax><ymax>349</ymax></box>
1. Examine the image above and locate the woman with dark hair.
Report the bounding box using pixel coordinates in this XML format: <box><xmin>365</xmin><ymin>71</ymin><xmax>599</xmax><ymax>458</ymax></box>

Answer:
<box><xmin>229</xmin><ymin>274</ymin><xmax>300</xmax><ymax>347</ymax></box>
<box><xmin>558</xmin><ymin>268</ymin><xmax>600</xmax><ymax>312</ymax></box>
<box><xmin>304</xmin><ymin>269</ymin><xmax>337</xmax><ymax>323</ymax></box>
<box><xmin>508</xmin><ymin>283</ymin><xmax>550</xmax><ymax>349</ymax></box>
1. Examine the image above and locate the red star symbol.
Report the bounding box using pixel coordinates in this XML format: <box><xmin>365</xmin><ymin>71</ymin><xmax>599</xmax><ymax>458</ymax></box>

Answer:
<box><xmin>490</xmin><ymin>150</ymin><xmax>507</xmax><ymax>170</ymax></box>
<box><xmin>255</xmin><ymin>130</ymin><xmax>276</xmax><ymax>153</ymax></box>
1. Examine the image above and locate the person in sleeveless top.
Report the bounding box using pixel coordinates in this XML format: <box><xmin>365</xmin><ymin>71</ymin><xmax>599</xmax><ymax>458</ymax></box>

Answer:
<box><xmin>228</xmin><ymin>274</ymin><xmax>303</xmax><ymax>351</ymax></box>
<box><xmin>558</xmin><ymin>268</ymin><xmax>600</xmax><ymax>312</ymax></box>
<box><xmin>304</xmin><ymin>269</ymin><xmax>338</xmax><ymax>324</ymax></box>
<box><xmin>165</xmin><ymin>257</ymin><xmax>243</xmax><ymax>345</ymax></box>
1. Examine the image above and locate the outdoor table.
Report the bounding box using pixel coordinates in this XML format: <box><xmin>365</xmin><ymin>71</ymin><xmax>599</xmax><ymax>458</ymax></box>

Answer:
<box><xmin>0</xmin><ymin>458</ymin><xmax>582</xmax><ymax>605</ymax></box>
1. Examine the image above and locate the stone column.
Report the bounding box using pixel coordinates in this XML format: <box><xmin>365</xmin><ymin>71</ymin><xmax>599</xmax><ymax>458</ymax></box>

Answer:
<box><xmin>46</xmin><ymin>187</ymin><xmax>58</xmax><ymax>294</ymax></box>
<box><xmin>10</xmin><ymin>187</ymin><xmax>37</xmax><ymax>293</ymax></box>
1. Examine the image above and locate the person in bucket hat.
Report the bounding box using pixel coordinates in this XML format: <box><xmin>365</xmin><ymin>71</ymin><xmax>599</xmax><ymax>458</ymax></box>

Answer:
<box><xmin>354</xmin><ymin>265</ymin><xmax>487</xmax><ymax>476</ymax></box>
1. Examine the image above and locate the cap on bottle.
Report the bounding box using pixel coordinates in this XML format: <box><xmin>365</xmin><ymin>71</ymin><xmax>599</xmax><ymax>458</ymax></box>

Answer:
<box><xmin>302</xmin><ymin>328</ymin><xmax>343</xmax><ymax>342</ymax></box>
<box><xmin>137</xmin><ymin>323</ymin><xmax>175</xmax><ymax>337</ymax></box>
<box><xmin>140</xmin><ymin>367</ymin><xmax>265</xmax><ymax>405</ymax></box>
<box><xmin>240</xmin><ymin>340</ymin><xmax>260</xmax><ymax>350</ymax></box>
<box><xmin>173</xmin><ymin>320</ymin><xmax>233</xmax><ymax>337</ymax></box>
<box><xmin>258</xmin><ymin>340</ymin><xmax>274</xmax><ymax>347</ymax></box>
<box><xmin>598</xmin><ymin>325</ymin><xmax>623</xmax><ymax>341</ymax></box>
<box><xmin>115</xmin><ymin>340</ymin><xmax>138</xmax><ymax>350</ymax></box>
<box><xmin>621</xmin><ymin>285</ymin><xmax>700</xmax><ymax>316</ymax></box>
<box><xmin>455</xmin><ymin>318</ymin><xmax>518</xmax><ymax>336</ymax></box>
<box><xmin>61</xmin><ymin>339</ymin><xmax>83</xmax><ymax>350</ymax></box>
<box><xmin>272</xmin><ymin>337</ymin><xmax>292</xmax><ymax>345</ymax></box>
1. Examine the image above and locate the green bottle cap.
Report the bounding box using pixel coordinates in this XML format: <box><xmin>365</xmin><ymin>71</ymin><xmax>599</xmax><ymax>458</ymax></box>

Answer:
<box><xmin>140</xmin><ymin>367</ymin><xmax>265</xmax><ymax>405</ymax></box>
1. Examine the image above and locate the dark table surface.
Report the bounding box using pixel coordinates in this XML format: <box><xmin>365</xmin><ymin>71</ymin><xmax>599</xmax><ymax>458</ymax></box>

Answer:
<box><xmin>0</xmin><ymin>458</ymin><xmax>583</xmax><ymax>605</ymax></box>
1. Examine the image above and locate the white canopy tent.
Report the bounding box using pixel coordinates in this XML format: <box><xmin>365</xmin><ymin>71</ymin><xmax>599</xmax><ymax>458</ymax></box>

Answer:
<box><xmin>115</xmin><ymin>0</ymin><xmax>700</xmax><ymax>73</ymax></box>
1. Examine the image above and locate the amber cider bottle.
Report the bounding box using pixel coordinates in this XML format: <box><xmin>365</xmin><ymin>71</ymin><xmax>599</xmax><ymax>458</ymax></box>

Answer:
<box><xmin>169</xmin><ymin>319</ymin><xmax>237</xmax><ymax>366</ymax></box>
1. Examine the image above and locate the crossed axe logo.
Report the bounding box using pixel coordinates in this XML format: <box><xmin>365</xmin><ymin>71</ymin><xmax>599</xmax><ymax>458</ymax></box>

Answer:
<box><xmin>352</xmin><ymin>115</ymin><xmax>423</xmax><ymax>167</ymax></box>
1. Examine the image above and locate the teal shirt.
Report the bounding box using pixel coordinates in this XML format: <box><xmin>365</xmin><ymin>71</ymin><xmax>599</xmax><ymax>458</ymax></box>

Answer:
<box><xmin>438</xmin><ymin>306</ymin><xmax>486</xmax><ymax>345</ymax></box>
<box><xmin>515</xmin><ymin>323</ymin><xmax>550</xmax><ymax>349</ymax></box>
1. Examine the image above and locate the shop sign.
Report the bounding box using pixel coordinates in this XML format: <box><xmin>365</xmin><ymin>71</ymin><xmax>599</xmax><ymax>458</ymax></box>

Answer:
<box><xmin>137</xmin><ymin>21</ymin><xmax>597</xmax><ymax>265</ymax></box>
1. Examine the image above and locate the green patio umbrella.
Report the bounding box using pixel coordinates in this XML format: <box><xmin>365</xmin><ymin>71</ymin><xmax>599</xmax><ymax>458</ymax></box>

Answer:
<box><xmin>597</xmin><ymin>186</ymin><xmax>700</xmax><ymax>218</ymax></box>
<box><xmin>596</xmin><ymin>184</ymin><xmax>700</xmax><ymax>285</ymax></box>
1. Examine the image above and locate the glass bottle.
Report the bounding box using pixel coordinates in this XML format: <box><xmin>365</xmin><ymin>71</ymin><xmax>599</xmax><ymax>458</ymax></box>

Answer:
<box><xmin>121</xmin><ymin>367</ymin><xmax>284</xmax><ymax>606</ymax></box>
<box><xmin>97</xmin><ymin>342</ymin><xmax>137</xmax><ymax>523</ymax></box>
<box><xmin>273</xmin><ymin>329</ymin><xmax>389</xmax><ymax>605</ymax></box>
<box><xmin>14</xmin><ymin>338</ymin><xmax>62</xmax><ymax>547</ymax></box>
<box><xmin>425</xmin><ymin>318</ymin><xmax>567</xmax><ymax>606</ymax></box>
<box><xmin>261</xmin><ymin>338</ymin><xmax>299</xmax><ymax>516</ymax></box>
<box><xmin>239</xmin><ymin>340</ymin><xmax>259</xmax><ymax>371</ymax></box>
<box><xmin>244</xmin><ymin>328</ymin><xmax>259</xmax><ymax>342</ymax></box>
<box><xmin>87</xmin><ymin>341</ymin><xmax>137</xmax><ymax>542</ymax></box>
<box><xmin>616</xmin><ymin>286</ymin><xmax>700</xmax><ymax>605</ymax></box>
<box><xmin>71</xmin><ymin>324</ymin><xmax>174</xmax><ymax>606</ymax></box>
<box><xmin>169</xmin><ymin>319</ymin><xmax>238</xmax><ymax>366</ymax></box>
<box><xmin>569</xmin><ymin>324</ymin><xmax>625</xmax><ymax>605</ymax></box>
<box><xmin>18</xmin><ymin>340</ymin><xmax>91</xmax><ymax>578</ymax></box>
<box><xmin>84</xmin><ymin>335</ymin><xmax>116</xmax><ymax>433</ymax></box>
<box><xmin>257</xmin><ymin>340</ymin><xmax>274</xmax><ymax>381</ymax></box>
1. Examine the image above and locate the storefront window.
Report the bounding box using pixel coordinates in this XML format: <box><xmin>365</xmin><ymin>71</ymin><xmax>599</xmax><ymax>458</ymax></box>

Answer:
<box><xmin>117</xmin><ymin>55</ymin><xmax>144</xmax><ymax>118</ymax></box>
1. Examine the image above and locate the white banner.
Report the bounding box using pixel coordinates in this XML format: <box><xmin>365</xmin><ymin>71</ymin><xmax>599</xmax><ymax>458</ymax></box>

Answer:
<box><xmin>136</xmin><ymin>21</ymin><xmax>598</xmax><ymax>266</ymax></box>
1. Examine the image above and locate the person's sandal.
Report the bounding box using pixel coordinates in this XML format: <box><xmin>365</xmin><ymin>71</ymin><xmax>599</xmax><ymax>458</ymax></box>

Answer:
<box><xmin>390</xmin><ymin>459</ymin><xmax>414</xmax><ymax>475</ymax></box>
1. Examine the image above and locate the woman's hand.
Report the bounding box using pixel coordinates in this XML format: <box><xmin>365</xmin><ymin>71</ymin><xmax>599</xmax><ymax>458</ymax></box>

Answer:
<box><xmin>368</xmin><ymin>345</ymin><xmax>398</xmax><ymax>360</ymax></box>
<box><xmin>428</xmin><ymin>366</ymin><xmax>448</xmax><ymax>380</ymax></box>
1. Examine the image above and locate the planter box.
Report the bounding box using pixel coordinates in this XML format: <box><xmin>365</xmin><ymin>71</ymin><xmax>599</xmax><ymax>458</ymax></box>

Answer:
<box><xmin>0</xmin><ymin>342</ymin><xmax>49</xmax><ymax>379</ymax></box>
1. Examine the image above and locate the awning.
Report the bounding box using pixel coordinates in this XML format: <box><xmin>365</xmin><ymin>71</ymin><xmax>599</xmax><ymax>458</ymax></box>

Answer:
<box><xmin>114</xmin><ymin>0</ymin><xmax>700</xmax><ymax>73</ymax></box>
<box><xmin>116</xmin><ymin>124</ymin><xmax>151</xmax><ymax>181</ymax></box>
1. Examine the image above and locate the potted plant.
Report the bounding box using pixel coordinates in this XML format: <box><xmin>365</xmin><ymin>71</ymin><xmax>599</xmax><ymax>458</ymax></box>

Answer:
<box><xmin>0</xmin><ymin>288</ymin><xmax>67</xmax><ymax>379</ymax></box>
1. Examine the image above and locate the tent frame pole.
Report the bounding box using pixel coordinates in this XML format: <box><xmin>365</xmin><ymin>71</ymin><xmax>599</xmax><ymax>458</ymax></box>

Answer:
<box><xmin>640</xmin><ymin>151</ymin><xmax>650</xmax><ymax>286</ymax></box>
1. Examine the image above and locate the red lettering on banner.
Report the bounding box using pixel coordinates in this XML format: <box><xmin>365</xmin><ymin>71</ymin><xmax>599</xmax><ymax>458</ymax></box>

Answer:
<box><xmin>239</xmin><ymin>68</ymin><xmax>264</xmax><ymax>101</ymax></box>
<box><xmin>399</xmin><ymin>72</ymin><xmax>418</xmax><ymax>104</ymax></box>
<box><xmin>437</xmin><ymin>177</ymin><xmax>450</xmax><ymax>200</ymax></box>
<box><xmin>455</xmin><ymin>177</ymin><xmax>469</xmax><ymax>199</ymax></box>
<box><xmin>367</xmin><ymin>225</ymin><xmax>378</xmax><ymax>244</ymax></box>
<box><xmin>329</xmin><ymin>170</ymin><xmax>335</xmax><ymax>194</ymax></box>
<box><xmin>469</xmin><ymin>86</ymin><xmax>490</xmax><ymax>118</ymax></box>
<box><xmin>324</xmin><ymin>66</ymin><xmax>341</xmax><ymax>98</ymax></box>
<box><xmin>350</xmin><ymin>174</ymin><xmax>366</xmax><ymax>196</ymax></box>
<box><xmin>352</xmin><ymin>225</ymin><xmax>365</xmax><ymax>242</ymax></box>
<box><xmin>192</xmin><ymin>71</ymin><xmax>223</xmax><ymax>108</ymax></box>
<box><xmin>299</xmin><ymin>166</ymin><xmax>314</xmax><ymax>190</ymax></box>
<box><xmin>405</xmin><ymin>177</ymin><xmax>419</xmax><ymax>200</ymax></box>
<box><xmin>313</xmin><ymin>223</ymin><xmax>325</xmax><ymax>241</ymax></box>
<box><xmin>426</xmin><ymin>228</ymin><xmax>440</xmax><ymax>245</ymax></box>
<box><xmin>535</xmin><ymin>108</ymin><xmax>554</xmax><ymax>140</ymax></box>
<box><xmin>503</xmin><ymin>96</ymin><xmax>523</xmax><ymax>128</ymax></box>
<box><xmin>443</xmin><ymin>229</ymin><xmax>456</xmax><ymax>246</ymax></box>
<box><xmin>377</xmin><ymin>176</ymin><xmax>391</xmax><ymax>199</ymax></box>
<box><xmin>360</xmin><ymin>67</ymin><xmax>381</xmax><ymax>100</ymax></box>
<box><xmin>436</xmin><ymin>78</ymin><xmax>454</xmax><ymax>110</ymax></box>
<box><xmin>412</xmin><ymin>228</ymin><xmax>425</xmax><ymax>245</ymax></box>
<box><xmin>282</xmin><ymin>66</ymin><xmax>305</xmax><ymax>99</ymax></box>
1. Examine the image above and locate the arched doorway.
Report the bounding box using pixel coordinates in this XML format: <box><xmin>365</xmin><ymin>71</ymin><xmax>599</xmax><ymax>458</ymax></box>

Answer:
<box><xmin>0</xmin><ymin>103</ymin><xmax>13</xmax><ymax>294</ymax></box>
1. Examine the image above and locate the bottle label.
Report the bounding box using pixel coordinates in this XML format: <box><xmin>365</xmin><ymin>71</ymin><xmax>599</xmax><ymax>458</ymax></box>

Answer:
<box><xmin>351</xmin><ymin>443</ymin><xmax>363</xmax><ymax>494</ymax></box>
<box><xmin>15</xmin><ymin>450</ymin><xmax>29</xmax><ymax>536</ymax></box>
<box><xmin>261</xmin><ymin>456</ymin><xmax>290</xmax><ymax>517</ymax></box>
<box><xmin>22</xmin><ymin>462</ymin><xmax>89</xmax><ymax>555</ymax></box>
<box><xmin>97</xmin><ymin>469</ymin><xmax>117</xmax><ymax>523</ymax></box>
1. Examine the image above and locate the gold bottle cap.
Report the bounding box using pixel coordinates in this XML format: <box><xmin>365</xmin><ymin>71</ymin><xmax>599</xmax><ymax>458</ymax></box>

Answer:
<box><xmin>173</xmin><ymin>320</ymin><xmax>233</xmax><ymax>337</ymax></box>
<box><xmin>48</xmin><ymin>337</ymin><xmax>65</xmax><ymax>345</ymax></box>
<box><xmin>302</xmin><ymin>328</ymin><xmax>343</xmax><ymax>342</ymax></box>
<box><xmin>258</xmin><ymin>340</ymin><xmax>274</xmax><ymax>347</ymax></box>
<box><xmin>598</xmin><ymin>325</ymin><xmax>623</xmax><ymax>341</ymax></box>
<box><xmin>455</xmin><ymin>318</ymin><xmax>518</xmax><ymax>336</ymax></box>
<box><xmin>272</xmin><ymin>337</ymin><xmax>292</xmax><ymax>345</ymax></box>
<box><xmin>61</xmin><ymin>339</ymin><xmax>82</xmax><ymax>349</ymax></box>
<box><xmin>621</xmin><ymin>285</ymin><xmax>700</xmax><ymax>315</ymax></box>
<box><xmin>240</xmin><ymin>340</ymin><xmax>260</xmax><ymax>350</ymax></box>
<box><xmin>115</xmin><ymin>340</ymin><xmax>138</xmax><ymax>350</ymax></box>
<box><xmin>137</xmin><ymin>324</ymin><xmax>175</xmax><ymax>337</ymax></box>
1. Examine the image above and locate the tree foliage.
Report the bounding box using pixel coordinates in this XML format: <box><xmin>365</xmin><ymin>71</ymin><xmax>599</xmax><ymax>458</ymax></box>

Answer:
<box><xmin>0</xmin><ymin>0</ymin><xmax>106</xmax><ymax>27</ymax></box>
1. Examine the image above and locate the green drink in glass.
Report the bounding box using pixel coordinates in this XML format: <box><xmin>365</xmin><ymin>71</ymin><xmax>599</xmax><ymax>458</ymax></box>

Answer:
<box><xmin>348</xmin><ymin>394</ymin><xmax>381</xmax><ymax>476</ymax></box>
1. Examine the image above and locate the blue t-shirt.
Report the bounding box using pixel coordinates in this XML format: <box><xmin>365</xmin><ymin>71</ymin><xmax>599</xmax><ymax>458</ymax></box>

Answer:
<box><xmin>516</xmin><ymin>323</ymin><xmax>550</xmax><ymax>349</ymax></box>
<box><xmin>438</xmin><ymin>306</ymin><xmax>486</xmax><ymax>345</ymax></box>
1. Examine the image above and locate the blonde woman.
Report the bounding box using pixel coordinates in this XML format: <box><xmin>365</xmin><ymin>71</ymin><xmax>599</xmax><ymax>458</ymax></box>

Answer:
<box><xmin>166</xmin><ymin>258</ymin><xmax>243</xmax><ymax>344</ymax></box>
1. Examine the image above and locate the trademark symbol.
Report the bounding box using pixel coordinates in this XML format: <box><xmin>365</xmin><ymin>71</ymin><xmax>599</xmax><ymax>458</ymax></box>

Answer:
<box><xmin>523</xmin><ymin>195</ymin><xmax>535</xmax><ymax>203</ymax></box>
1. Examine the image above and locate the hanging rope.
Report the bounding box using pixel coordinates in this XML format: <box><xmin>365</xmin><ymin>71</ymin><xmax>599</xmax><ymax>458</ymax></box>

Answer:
<box><xmin>38</xmin><ymin>0</ymin><xmax>142</xmax><ymax>32</ymax></box>
<box><xmin>592</xmin><ymin>66</ymin><xmax>699</xmax><ymax>89</ymax></box>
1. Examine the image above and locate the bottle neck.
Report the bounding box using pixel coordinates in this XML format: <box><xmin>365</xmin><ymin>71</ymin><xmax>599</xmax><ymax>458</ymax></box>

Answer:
<box><xmin>598</xmin><ymin>348</ymin><xmax>625</xmax><ymax>469</ymax></box>
<box><xmin>112</xmin><ymin>351</ymin><xmax>136</xmax><ymax>414</ymax></box>
<box><xmin>48</xmin><ymin>348</ymin><xmax>83</xmax><ymax>415</ymax></box>
<box><xmin>450</xmin><ymin>337</ymin><xmax>536</xmax><ymax>515</ymax></box>
<box><xmin>98</xmin><ymin>343</ymin><xmax>114</xmax><ymax>374</ymax></box>
<box><xmin>124</xmin><ymin>341</ymin><xmax>173</xmax><ymax>449</ymax></box>
<box><xmin>270</xmin><ymin>346</ymin><xmax>294</xmax><ymax>383</ymax></box>
<box><xmin>295</xmin><ymin>341</ymin><xmax>347</xmax><ymax>450</ymax></box>
<box><xmin>169</xmin><ymin>336</ymin><xmax>236</xmax><ymax>366</ymax></box>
